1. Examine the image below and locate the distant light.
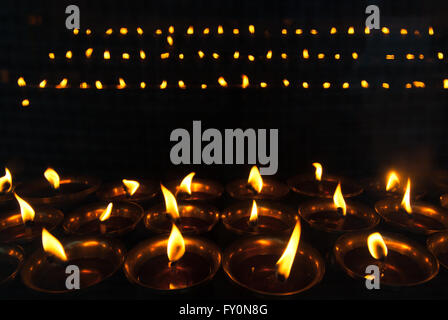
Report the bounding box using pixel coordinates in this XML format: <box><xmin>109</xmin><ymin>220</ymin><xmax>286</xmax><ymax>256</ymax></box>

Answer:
<box><xmin>106</xmin><ymin>28</ymin><xmax>113</xmax><ymax>35</ymax></box>
<box><xmin>120</xmin><ymin>28</ymin><xmax>128</xmax><ymax>35</ymax></box>
<box><xmin>140</xmin><ymin>50</ymin><xmax>146</xmax><ymax>60</ymax></box>
<box><xmin>233</xmin><ymin>28</ymin><xmax>239</xmax><ymax>35</ymax></box>
<box><xmin>161</xmin><ymin>52</ymin><xmax>170</xmax><ymax>59</ymax></box>
<box><xmin>348</xmin><ymin>26</ymin><xmax>354</xmax><ymax>34</ymax></box>
<box><xmin>334</xmin><ymin>54</ymin><xmax>340</xmax><ymax>60</ymax></box>
<box><xmin>21</xmin><ymin>99</ymin><xmax>30</xmax><ymax>107</ymax></box>
<box><xmin>66</xmin><ymin>51</ymin><xmax>72</xmax><ymax>59</ymax></box>
<box><xmin>73</xmin><ymin>29</ymin><xmax>79</xmax><ymax>35</ymax></box>
<box><xmin>168</xmin><ymin>26</ymin><xmax>174</xmax><ymax>34</ymax></box>
<box><xmin>310</xmin><ymin>29</ymin><xmax>318</xmax><ymax>35</ymax></box>
<box><xmin>361</xmin><ymin>80</ymin><xmax>369</xmax><ymax>88</ymax></box>
<box><xmin>85</xmin><ymin>48</ymin><xmax>93</xmax><ymax>58</ymax></box>
<box><xmin>260</xmin><ymin>82</ymin><xmax>267</xmax><ymax>88</ymax></box>
<box><xmin>248</xmin><ymin>55</ymin><xmax>255</xmax><ymax>61</ymax></box>
<box><xmin>428</xmin><ymin>27</ymin><xmax>434</xmax><ymax>35</ymax></box>
<box><xmin>187</xmin><ymin>26</ymin><xmax>194</xmax><ymax>35</ymax></box>
<box><xmin>381</xmin><ymin>27</ymin><xmax>390</xmax><ymax>34</ymax></box>
<box><xmin>49</xmin><ymin>53</ymin><xmax>55</xmax><ymax>60</ymax></box>
<box><xmin>201</xmin><ymin>84</ymin><xmax>207</xmax><ymax>89</ymax></box>
<box><xmin>122</xmin><ymin>53</ymin><xmax>130</xmax><ymax>60</ymax></box>
<box><xmin>352</xmin><ymin>52</ymin><xmax>358</xmax><ymax>60</ymax></box>
<box><xmin>364</xmin><ymin>27</ymin><xmax>370</xmax><ymax>34</ymax></box>
<box><xmin>160</xmin><ymin>80</ymin><xmax>167</xmax><ymax>89</ymax></box>
<box><xmin>140</xmin><ymin>82</ymin><xmax>146</xmax><ymax>89</ymax></box>
<box><xmin>39</xmin><ymin>80</ymin><xmax>47</xmax><ymax>88</ymax></box>
<box><xmin>213</xmin><ymin>53</ymin><xmax>220</xmax><ymax>59</ymax></box>
<box><xmin>178</xmin><ymin>80</ymin><xmax>186</xmax><ymax>89</ymax></box>
<box><xmin>342</xmin><ymin>82</ymin><xmax>349</xmax><ymax>89</ymax></box>
<box><xmin>281</xmin><ymin>53</ymin><xmax>287</xmax><ymax>60</ymax></box>
<box><xmin>317</xmin><ymin>53</ymin><xmax>325</xmax><ymax>60</ymax></box>
<box><xmin>283</xmin><ymin>79</ymin><xmax>290</xmax><ymax>87</ymax></box>
<box><xmin>86</xmin><ymin>29</ymin><xmax>92</xmax><ymax>35</ymax></box>
<box><xmin>178</xmin><ymin>53</ymin><xmax>184</xmax><ymax>60</ymax></box>
<box><xmin>266</xmin><ymin>50</ymin><xmax>272</xmax><ymax>60</ymax></box>
<box><xmin>330</xmin><ymin>27</ymin><xmax>337</xmax><ymax>34</ymax></box>
<box><xmin>249</xmin><ymin>25</ymin><xmax>255</xmax><ymax>34</ymax></box>
<box><xmin>386</xmin><ymin>54</ymin><xmax>395</xmax><ymax>60</ymax></box>
<box><xmin>323</xmin><ymin>82</ymin><xmax>331</xmax><ymax>89</ymax></box>
<box><xmin>203</xmin><ymin>28</ymin><xmax>210</xmax><ymax>35</ymax></box>
<box><xmin>438</xmin><ymin>52</ymin><xmax>444</xmax><ymax>60</ymax></box>
<box><xmin>137</xmin><ymin>27</ymin><xmax>144</xmax><ymax>35</ymax></box>
<box><xmin>303</xmin><ymin>49</ymin><xmax>309</xmax><ymax>59</ymax></box>
<box><xmin>406</xmin><ymin>54</ymin><xmax>415</xmax><ymax>60</ymax></box>
<box><xmin>281</xmin><ymin>28</ymin><xmax>287</xmax><ymax>35</ymax></box>
<box><xmin>302</xmin><ymin>82</ymin><xmax>309</xmax><ymax>89</ymax></box>
<box><xmin>233</xmin><ymin>51</ymin><xmax>240</xmax><ymax>59</ymax></box>
<box><xmin>198</xmin><ymin>51</ymin><xmax>205</xmax><ymax>59</ymax></box>
<box><xmin>104</xmin><ymin>50</ymin><xmax>111</xmax><ymax>60</ymax></box>
<box><xmin>400</xmin><ymin>29</ymin><xmax>408</xmax><ymax>35</ymax></box>
<box><xmin>382</xmin><ymin>83</ymin><xmax>390</xmax><ymax>89</ymax></box>
<box><xmin>218</xmin><ymin>25</ymin><xmax>224</xmax><ymax>34</ymax></box>
<box><xmin>295</xmin><ymin>29</ymin><xmax>303</xmax><ymax>35</ymax></box>
<box><xmin>155</xmin><ymin>29</ymin><xmax>162</xmax><ymax>35</ymax></box>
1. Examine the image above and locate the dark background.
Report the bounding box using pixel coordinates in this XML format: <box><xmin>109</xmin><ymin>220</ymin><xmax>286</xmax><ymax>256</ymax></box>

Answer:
<box><xmin>1</xmin><ymin>0</ymin><xmax>448</xmax><ymax>301</ymax></box>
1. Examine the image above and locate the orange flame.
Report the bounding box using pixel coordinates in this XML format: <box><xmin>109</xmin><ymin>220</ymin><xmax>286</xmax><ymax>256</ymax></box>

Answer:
<box><xmin>117</xmin><ymin>78</ymin><xmax>126</xmax><ymax>89</ymax></box>
<box><xmin>249</xmin><ymin>200</ymin><xmax>258</xmax><ymax>224</ymax></box>
<box><xmin>386</xmin><ymin>171</ymin><xmax>400</xmax><ymax>191</ymax></box>
<box><xmin>367</xmin><ymin>232</ymin><xmax>388</xmax><ymax>260</ymax></box>
<box><xmin>333</xmin><ymin>182</ymin><xmax>346</xmax><ymax>215</ymax></box>
<box><xmin>44</xmin><ymin>168</ymin><xmax>60</xmax><ymax>189</ymax></box>
<box><xmin>248</xmin><ymin>166</ymin><xmax>263</xmax><ymax>193</ymax></box>
<box><xmin>122</xmin><ymin>179</ymin><xmax>140</xmax><ymax>196</ymax></box>
<box><xmin>161</xmin><ymin>184</ymin><xmax>180</xmax><ymax>219</ymax></box>
<box><xmin>0</xmin><ymin>168</ymin><xmax>12</xmax><ymax>193</ymax></box>
<box><xmin>167</xmin><ymin>224</ymin><xmax>185</xmax><ymax>263</ymax></box>
<box><xmin>218</xmin><ymin>77</ymin><xmax>227</xmax><ymax>87</ymax></box>
<box><xmin>312</xmin><ymin>163</ymin><xmax>322</xmax><ymax>181</ymax></box>
<box><xmin>17</xmin><ymin>77</ymin><xmax>26</xmax><ymax>87</ymax></box>
<box><xmin>275</xmin><ymin>221</ymin><xmax>301</xmax><ymax>280</ymax></box>
<box><xmin>42</xmin><ymin>228</ymin><xmax>68</xmax><ymax>261</ymax></box>
<box><xmin>14</xmin><ymin>193</ymin><xmax>35</xmax><ymax>223</ymax></box>
<box><xmin>99</xmin><ymin>202</ymin><xmax>113</xmax><ymax>222</ymax></box>
<box><xmin>401</xmin><ymin>178</ymin><xmax>412</xmax><ymax>214</ymax></box>
<box><xmin>242</xmin><ymin>75</ymin><xmax>249</xmax><ymax>88</ymax></box>
<box><xmin>178</xmin><ymin>172</ymin><xmax>195</xmax><ymax>195</ymax></box>
<box><xmin>56</xmin><ymin>78</ymin><xmax>68</xmax><ymax>89</ymax></box>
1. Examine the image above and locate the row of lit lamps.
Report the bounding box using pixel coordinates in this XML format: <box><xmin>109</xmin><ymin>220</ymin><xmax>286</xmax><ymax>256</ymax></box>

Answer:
<box><xmin>18</xmin><ymin>77</ymin><xmax>448</xmax><ymax>107</ymax></box>
<box><xmin>51</xmin><ymin>49</ymin><xmax>445</xmax><ymax>62</ymax></box>
<box><xmin>72</xmin><ymin>26</ymin><xmax>437</xmax><ymax>37</ymax></box>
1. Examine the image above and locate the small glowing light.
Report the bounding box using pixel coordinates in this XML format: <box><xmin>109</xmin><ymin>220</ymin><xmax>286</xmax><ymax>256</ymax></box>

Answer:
<box><xmin>161</xmin><ymin>52</ymin><xmax>170</xmax><ymax>59</ymax></box>
<box><xmin>17</xmin><ymin>77</ymin><xmax>26</xmax><ymax>87</ymax></box>
<box><xmin>155</xmin><ymin>29</ymin><xmax>162</xmax><ymax>35</ymax></box>
<box><xmin>85</xmin><ymin>29</ymin><xmax>92</xmax><ymax>35</ymax></box>
<box><xmin>178</xmin><ymin>80</ymin><xmax>186</xmax><ymax>89</ymax></box>
<box><xmin>80</xmin><ymin>82</ymin><xmax>89</xmax><ymax>89</ymax></box>
<box><xmin>117</xmin><ymin>78</ymin><xmax>126</xmax><ymax>89</ymax></box>
<box><xmin>42</xmin><ymin>228</ymin><xmax>67</xmax><ymax>261</ymax></box>
<box><xmin>382</xmin><ymin>83</ymin><xmax>390</xmax><ymax>89</ymax></box>
<box><xmin>120</xmin><ymin>27</ymin><xmax>128</xmax><ymax>35</ymax></box>
<box><xmin>137</xmin><ymin>27</ymin><xmax>144</xmax><ymax>35</ymax></box>
<box><xmin>95</xmin><ymin>81</ymin><xmax>103</xmax><ymax>90</ymax></box>
<box><xmin>105</xmin><ymin>28</ymin><xmax>113</xmax><ymax>35</ymax></box>
<box><xmin>334</xmin><ymin>53</ymin><xmax>340</xmax><ymax>60</ymax></box>
<box><xmin>342</xmin><ymin>82</ymin><xmax>349</xmax><ymax>89</ymax></box>
<box><xmin>122</xmin><ymin>53</ymin><xmax>130</xmax><ymax>60</ymax></box>
<box><xmin>218</xmin><ymin>25</ymin><xmax>224</xmax><ymax>34</ymax></box>
<box><xmin>386</xmin><ymin>171</ymin><xmax>400</xmax><ymax>191</ymax></box>
<box><xmin>310</xmin><ymin>29</ymin><xmax>318</xmax><ymax>35</ymax></box>
<box><xmin>104</xmin><ymin>50</ymin><xmax>111</xmax><ymax>60</ymax></box>
<box><xmin>233</xmin><ymin>28</ymin><xmax>239</xmax><ymax>35</ymax></box>
<box><xmin>242</xmin><ymin>75</ymin><xmax>249</xmax><ymax>88</ymax></box>
<box><xmin>348</xmin><ymin>26</ymin><xmax>354</xmax><ymax>34</ymax></box>
<box><xmin>140</xmin><ymin>50</ymin><xmax>146</xmax><ymax>60</ymax></box>
<box><xmin>178</xmin><ymin>172</ymin><xmax>195</xmax><ymax>195</ymax></box>
<box><xmin>21</xmin><ymin>99</ymin><xmax>30</xmax><ymax>107</ymax></box>
<box><xmin>49</xmin><ymin>53</ymin><xmax>55</xmax><ymax>60</ymax></box>
<box><xmin>178</xmin><ymin>53</ymin><xmax>184</xmax><ymax>60</ymax></box>
<box><xmin>85</xmin><ymin>48</ymin><xmax>93</xmax><ymax>58</ymax></box>
<box><xmin>367</xmin><ymin>232</ymin><xmax>388</xmax><ymax>260</ymax></box>
<box><xmin>438</xmin><ymin>52</ymin><xmax>444</xmax><ymax>60</ymax></box>
<box><xmin>266</xmin><ymin>50</ymin><xmax>272</xmax><ymax>59</ymax></box>
<box><xmin>56</xmin><ymin>78</ymin><xmax>68</xmax><ymax>89</ymax></box>
<box><xmin>295</xmin><ymin>29</ymin><xmax>303</xmax><ymax>35</ymax></box>
<box><xmin>429</xmin><ymin>27</ymin><xmax>434</xmax><ymax>35</ymax></box>
<box><xmin>352</xmin><ymin>52</ymin><xmax>358</xmax><ymax>60</ymax></box>
<box><xmin>382</xmin><ymin>27</ymin><xmax>390</xmax><ymax>34</ymax></box>
<box><xmin>160</xmin><ymin>80</ymin><xmax>167</xmax><ymax>89</ymax></box>
<box><xmin>401</xmin><ymin>178</ymin><xmax>412</xmax><ymax>214</ymax></box>
<box><xmin>249</xmin><ymin>200</ymin><xmax>258</xmax><ymax>224</ymax></box>
<box><xmin>167</xmin><ymin>36</ymin><xmax>174</xmax><ymax>46</ymax></box>
<box><xmin>333</xmin><ymin>182</ymin><xmax>347</xmax><ymax>215</ymax></box>
<box><xmin>406</xmin><ymin>54</ymin><xmax>415</xmax><ymax>60</ymax></box>
<box><xmin>99</xmin><ymin>203</ymin><xmax>113</xmax><ymax>221</ymax></box>
<box><xmin>140</xmin><ymin>82</ymin><xmax>146</xmax><ymax>89</ymax></box>
<box><xmin>233</xmin><ymin>51</ymin><xmax>240</xmax><ymax>59</ymax></box>
<box><xmin>414</xmin><ymin>30</ymin><xmax>421</xmax><ymax>36</ymax></box>
<box><xmin>386</xmin><ymin>54</ymin><xmax>395</xmax><ymax>60</ymax></box>
<box><xmin>260</xmin><ymin>82</ymin><xmax>267</xmax><ymax>88</ymax></box>
<box><xmin>248</xmin><ymin>166</ymin><xmax>263</xmax><ymax>193</ymax></box>
<box><xmin>400</xmin><ymin>29</ymin><xmax>408</xmax><ymax>35</ymax></box>
<box><xmin>167</xmin><ymin>224</ymin><xmax>185</xmax><ymax>263</ymax></box>
<box><xmin>168</xmin><ymin>26</ymin><xmax>174</xmax><ymax>34</ymax></box>
<box><xmin>281</xmin><ymin>53</ymin><xmax>287</xmax><ymax>60</ymax></box>
<box><xmin>213</xmin><ymin>53</ymin><xmax>220</xmax><ymax>59</ymax></box>
<box><xmin>187</xmin><ymin>26</ymin><xmax>194</xmax><ymax>35</ymax></box>
<box><xmin>419</xmin><ymin>54</ymin><xmax>424</xmax><ymax>60</ymax></box>
<box><xmin>15</xmin><ymin>193</ymin><xmax>35</xmax><ymax>222</ymax></box>
<box><xmin>302</xmin><ymin>49</ymin><xmax>309</xmax><ymax>59</ymax></box>
<box><xmin>323</xmin><ymin>82</ymin><xmax>331</xmax><ymax>89</ymax></box>
<box><xmin>330</xmin><ymin>27</ymin><xmax>337</xmax><ymax>34</ymax></box>
<box><xmin>361</xmin><ymin>80</ymin><xmax>369</xmax><ymax>88</ymax></box>
<box><xmin>276</xmin><ymin>221</ymin><xmax>301</xmax><ymax>280</ymax></box>
<box><xmin>73</xmin><ymin>29</ymin><xmax>79</xmax><ymax>35</ymax></box>
<box><xmin>201</xmin><ymin>84</ymin><xmax>207</xmax><ymax>89</ymax></box>
<box><xmin>218</xmin><ymin>77</ymin><xmax>227</xmax><ymax>87</ymax></box>
<box><xmin>203</xmin><ymin>28</ymin><xmax>210</xmax><ymax>35</ymax></box>
<box><xmin>248</xmin><ymin>54</ymin><xmax>255</xmax><ymax>61</ymax></box>
<box><xmin>65</xmin><ymin>51</ymin><xmax>72</xmax><ymax>59</ymax></box>
<box><xmin>444</xmin><ymin>79</ymin><xmax>448</xmax><ymax>89</ymax></box>
<box><xmin>39</xmin><ymin>80</ymin><xmax>47</xmax><ymax>88</ymax></box>
<box><xmin>0</xmin><ymin>168</ymin><xmax>12</xmax><ymax>193</ymax></box>
<box><xmin>161</xmin><ymin>184</ymin><xmax>180</xmax><ymax>219</ymax></box>
<box><xmin>198</xmin><ymin>51</ymin><xmax>205</xmax><ymax>59</ymax></box>
<box><xmin>317</xmin><ymin>53</ymin><xmax>325</xmax><ymax>59</ymax></box>
<box><xmin>249</xmin><ymin>25</ymin><xmax>255</xmax><ymax>34</ymax></box>
<box><xmin>364</xmin><ymin>26</ymin><xmax>370</xmax><ymax>34</ymax></box>
<box><xmin>281</xmin><ymin>28</ymin><xmax>287</xmax><ymax>35</ymax></box>
<box><xmin>302</xmin><ymin>82</ymin><xmax>309</xmax><ymax>89</ymax></box>
<box><xmin>405</xmin><ymin>83</ymin><xmax>412</xmax><ymax>89</ymax></box>
<box><xmin>413</xmin><ymin>81</ymin><xmax>425</xmax><ymax>88</ymax></box>
<box><xmin>283</xmin><ymin>79</ymin><xmax>290</xmax><ymax>87</ymax></box>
